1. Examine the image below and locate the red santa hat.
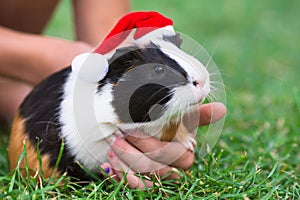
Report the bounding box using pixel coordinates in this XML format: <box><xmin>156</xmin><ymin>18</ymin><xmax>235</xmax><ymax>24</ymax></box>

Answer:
<box><xmin>94</xmin><ymin>11</ymin><xmax>174</xmax><ymax>54</ymax></box>
<box><xmin>72</xmin><ymin>11</ymin><xmax>176</xmax><ymax>83</ymax></box>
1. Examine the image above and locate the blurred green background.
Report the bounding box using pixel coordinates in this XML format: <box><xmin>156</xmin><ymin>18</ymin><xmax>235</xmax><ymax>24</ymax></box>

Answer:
<box><xmin>1</xmin><ymin>0</ymin><xmax>299</xmax><ymax>198</ymax></box>
<box><xmin>46</xmin><ymin>0</ymin><xmax>300</xmax><ymax>155</ymax></box>
<box><xmin>46</xmin><ymin>0</ymin><xmax>300</xmax><ymax>121</ymax></box>
<box><xmin>47</xmin><ymin>0</ymin><xmax>300</xmax><ymax>194</ymax></box>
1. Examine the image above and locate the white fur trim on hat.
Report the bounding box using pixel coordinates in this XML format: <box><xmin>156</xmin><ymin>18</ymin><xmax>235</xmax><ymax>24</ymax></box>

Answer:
<box><xmin>71</xmin><ymin>52</ymin><xmax>109</xmax><ymax>83</ymax></box>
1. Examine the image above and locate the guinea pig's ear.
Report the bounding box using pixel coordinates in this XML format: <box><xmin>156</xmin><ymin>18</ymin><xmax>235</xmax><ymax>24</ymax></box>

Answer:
<box><xmin>71</xmin><ymin>52</ymin><xmax>109</xmax><ymax>83</ymax></box>
<box><xmin>110</xmin><ymin>46</ymin><xmax>139</xmax><ymax>61</ymax></box>
<box><xmin>163</xmin><ymin>33</ymin><xmax>183</xmax><ymax>48</ymax></box>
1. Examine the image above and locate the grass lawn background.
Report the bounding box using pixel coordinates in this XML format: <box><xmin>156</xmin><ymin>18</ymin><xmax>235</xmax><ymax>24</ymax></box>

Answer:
<box><xmin>1</xmin><ymin>0</ymin><xmax>299</xmax><ymax>199</ymax></box>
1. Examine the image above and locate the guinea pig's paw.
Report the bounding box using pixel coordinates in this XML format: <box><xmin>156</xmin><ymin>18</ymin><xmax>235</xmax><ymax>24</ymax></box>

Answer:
<box><xmin>181</xmin><ymin>135</ymin><xmax>197</xmax><ymax>152</ymax></box>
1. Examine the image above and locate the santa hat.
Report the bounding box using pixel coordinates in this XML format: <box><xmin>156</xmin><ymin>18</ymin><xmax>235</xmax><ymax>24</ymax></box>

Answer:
<box><xmin>72</xmin><ymin>11</ymin><xmax>176</xmax><ymax>83</ymax></box>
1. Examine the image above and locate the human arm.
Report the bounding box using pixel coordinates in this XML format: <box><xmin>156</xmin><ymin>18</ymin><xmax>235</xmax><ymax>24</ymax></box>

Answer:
<box><xmin>0</xmin><ymin>26</ymin><xmax>91</xmax><ymax>85</ymax></box>
<box><xmin>73</xmin><ymin>0</ymin><xmax>131</xmax><ymax>46</ymax></box>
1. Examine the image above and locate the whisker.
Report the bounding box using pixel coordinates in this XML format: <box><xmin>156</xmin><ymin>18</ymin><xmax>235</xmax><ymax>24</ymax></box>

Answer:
<box><xmin>155</xmin><ymin>93</ymin><xmax>175</xmax><ymax>106</ymax></box>
<box><xmin>210</xmin><ymin>81</ymin><xmax>225</xmax><ymax>86</ymax></box>
<box><xmin>207</xmin><ymin>92</ymin><xmax>222</xmax><ymax>102</ymax></box>
<box><xmin>36</xmin><ymin>117</ymin><xmax>59</xmax><ymax>136</ymax></box>
<box><xmin>209</xmin><ymin>72</ymin><xmax>223</xmax><ymax>77</ymax></box>
<box><xmin>144</xmin><ymin>83</ymin><xmax>186</xmax><ymax>105</ymax></box>
<box><xmin>205</xmin><ymin>43</ymin><xmax>218</xmax><ymax>69</ymax></box>
<box><xmin>210</xmin><ymin>83</ymin><xmax>228</xmax><ymax>93</ymax></box>
<box><xmin>35</xmin><ymin>121</ymin><xmax>59</xmax><ymax>125</ymax></box>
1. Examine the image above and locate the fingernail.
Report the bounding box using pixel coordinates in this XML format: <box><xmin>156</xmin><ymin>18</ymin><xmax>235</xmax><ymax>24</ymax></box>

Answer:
<box><xmin>107</xmin><ymin>134</ymin><xmax>116</xmax><ymax>144</ymax></box>
<box><xmin>100</xmin><ymin>164</ymin><xmax>111</xmax><ymax>174</ymax></box>
<box><xmin>108</xmin><ymin>150</ymin><xmax>115</xmax><ymax>159</ymax></box>
<box><xmin>105</xmin><ymin>167</ymin><xmax>110</xmax><ymax>173</ymax></box>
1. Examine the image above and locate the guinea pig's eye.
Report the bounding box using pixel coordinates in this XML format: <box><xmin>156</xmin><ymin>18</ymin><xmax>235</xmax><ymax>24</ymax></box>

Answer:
<box><xmin>154</xmin><ymin>65</ymin><xmax>164</xmax><ymax>73</ymax></box>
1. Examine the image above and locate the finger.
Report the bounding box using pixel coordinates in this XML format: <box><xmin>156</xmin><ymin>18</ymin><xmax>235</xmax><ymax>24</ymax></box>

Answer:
<box><xmin>170</xmin><ymin>149</ymin><xmax>194</xmax><ymax>170</ymax></box>
<box><xmin>100</xmin><ymin>162</ymin><xmax>118</xmax><ymax>181</ymax></box>
<box><xmin>107</xmin><ymin>150</ymin><xmax>153</xmax><ymax>188</ymax></box>
<box><xmin>111</xmin><ymin>136</ymin><xmax>181</xmax><ymax>180</ymax></box>
<box><xmin>111</xmin><ymin>135</ymin><xmax>166</xmax><ymax>173</ymax></box>
<box><xmin>125</xmin><ymin>131</ymin><xmax>193</xmax><ymax>169</ymax></box>
<box><xmin>182</xmin><ymin>109</ymin><xmax>201</xmax><ymax>132</ymax></box>
<box><xmin>198</xmin><ymin>102</ymin><xmax>226</xmax><ymax>126</ymax></box>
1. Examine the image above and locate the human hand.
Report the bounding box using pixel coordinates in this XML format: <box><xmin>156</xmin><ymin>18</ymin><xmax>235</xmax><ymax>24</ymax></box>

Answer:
<box><xmin>100</xmin><ymin>102</ymin><xmax>226</xmax><ymax>188</ymax></box>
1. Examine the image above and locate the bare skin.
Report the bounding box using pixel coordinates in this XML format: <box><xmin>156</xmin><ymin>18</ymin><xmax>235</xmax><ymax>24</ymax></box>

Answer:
<box><xmin>0</xmin><ymin>0</ymin><xmax>130</xmax><ymax>123</ymax></box>
<box><xmin>101</xmin><ymin>103</ymin><xmax>226</xmax><ymax>188</ymax></box>
<box><xmin>0</xmin><ymin>0</ymin><xmax>226</xmax><ymax>189</ymax></box>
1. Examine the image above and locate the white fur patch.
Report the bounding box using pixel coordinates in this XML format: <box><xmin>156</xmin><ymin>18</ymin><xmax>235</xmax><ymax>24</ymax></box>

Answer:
<box><xmin>59</xmin><ymin>72</ymin><xmax>117</xmax><ymax>171</ymax></box>
<box><xmin>59</xmin><ymin>28</ymin><xmax>211</xmax><ymax>172</ymax></box>
<box><xmin>71</xmin><ymin>52</ymin><xmax>109</xmax><ymax>83</ymax></box>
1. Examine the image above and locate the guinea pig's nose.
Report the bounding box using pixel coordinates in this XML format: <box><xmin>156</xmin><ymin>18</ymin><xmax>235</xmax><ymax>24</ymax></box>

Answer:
<box><xmin>192</xmin><ymin>80</ymin><xmax>205</xmax><ymax>88</ymax></box>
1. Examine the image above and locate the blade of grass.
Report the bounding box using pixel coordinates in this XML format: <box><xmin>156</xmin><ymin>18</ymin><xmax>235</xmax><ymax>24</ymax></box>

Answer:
<box><xmin>182</xmin><ymin>179</ymin><xmax>199</xmax><ymax>200</ymax></box>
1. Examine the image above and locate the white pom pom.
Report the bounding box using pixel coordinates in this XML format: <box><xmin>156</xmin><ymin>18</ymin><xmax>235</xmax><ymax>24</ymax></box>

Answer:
<box><xmin>71</xmin><ymin>52</ymin><xmax>109</xmax><ymax>82</ymax></box>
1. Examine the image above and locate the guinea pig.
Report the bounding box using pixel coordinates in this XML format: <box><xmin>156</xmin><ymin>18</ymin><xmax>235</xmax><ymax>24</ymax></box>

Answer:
<box><xmin>9</xmin><ymin>33</ymin><xmax>210</xmax><ymax>182</ymax></box>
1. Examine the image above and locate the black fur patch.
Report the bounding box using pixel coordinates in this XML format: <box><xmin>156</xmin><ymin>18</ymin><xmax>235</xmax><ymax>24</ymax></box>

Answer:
<box><xmin>19</xmin><ymin>67</ymin><xmax>99</xmax><ymax>181</ymax></box>
<box><xmin>107</xmin><ymin>45</ymin><xmax>189</xmax><ymax>123</ymax></box>
<box><xmin>163</xmin><ymin>33</ymin><xmax>183</xmax><ymax>48</ymax></box>
<box><xmin>128</xmin><ymin>83</ymin><xmax>170</xmax><ymax>122</ymax></box>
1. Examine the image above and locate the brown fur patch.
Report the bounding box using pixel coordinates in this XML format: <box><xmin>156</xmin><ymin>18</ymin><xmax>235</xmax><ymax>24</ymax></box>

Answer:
<box><xmin>160</xmin><ymin>121</ymin><xmax>180</xmax><ymax>141</ymax></box>
<box><xmin>174</xmin><ymin>123</ymin><xmax>190</xmax><ymax>143</ymax></box>
<box><xmin>160</xmin><ymin>121</ymin><xmax>190</xmax><ymax>143</ymax></box>
<box><xmin>9</xmin><ymin>113</ymin><xmax>59</xmax><ymax>178</ymax></box>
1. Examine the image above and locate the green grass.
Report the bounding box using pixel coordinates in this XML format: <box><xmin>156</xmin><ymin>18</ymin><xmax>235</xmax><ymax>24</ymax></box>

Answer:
<box><xmin>1</xmin><ymin>0</ymin><xmax>299</xmax><ymax>199</ymax></box>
